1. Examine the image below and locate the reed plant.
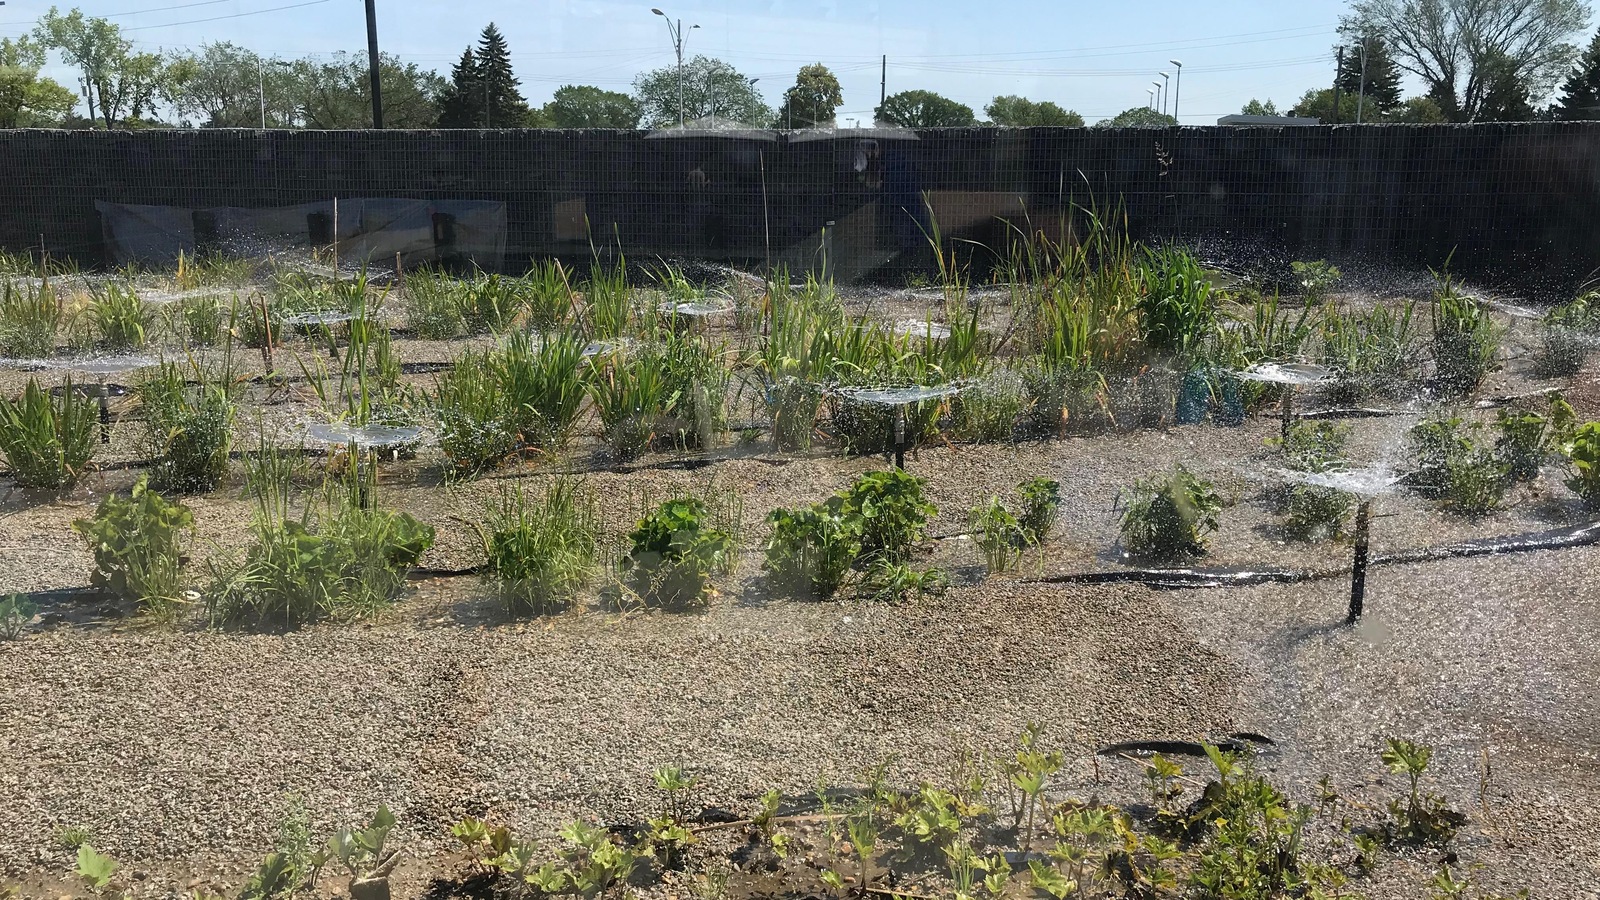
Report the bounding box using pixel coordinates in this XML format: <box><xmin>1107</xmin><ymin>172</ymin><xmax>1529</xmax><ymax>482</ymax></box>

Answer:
<box><xmin>0</xmin><ymin>281</ymin><xmax>63</xmax><ymax>358</ymax></box>
<box><xmin>0</xmin><ymin>377</ymin><xmax>97</xmax><ymax>489</ymax></box>
<box><xmin>476</xmin><ymin>478</ymin><xmax>600</xmax><ymax>615</ymax></box>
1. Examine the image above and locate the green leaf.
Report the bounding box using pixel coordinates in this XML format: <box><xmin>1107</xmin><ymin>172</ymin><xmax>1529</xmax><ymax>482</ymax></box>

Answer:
<box><xmin>76</xmin><ymin>844</ymin><xmax>117</xmax><ymax>889</ymax></box>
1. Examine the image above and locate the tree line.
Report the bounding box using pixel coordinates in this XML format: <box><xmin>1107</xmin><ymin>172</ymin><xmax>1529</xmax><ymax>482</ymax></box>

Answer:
<box><xmin>7</xmin><ymin>1</ymin><xmax>1600</xmax><ymax>130</ymax></box>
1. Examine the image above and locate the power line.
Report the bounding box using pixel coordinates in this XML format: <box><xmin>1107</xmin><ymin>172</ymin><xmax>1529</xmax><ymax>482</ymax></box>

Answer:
<box><xmin>120</xmin><ymin>0</ymin><xmax>331</xmax><ymax>31</ymax></box>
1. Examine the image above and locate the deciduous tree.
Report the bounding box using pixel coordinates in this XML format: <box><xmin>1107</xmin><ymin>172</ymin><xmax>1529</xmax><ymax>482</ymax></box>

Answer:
<box><xmin>0</xmin><ymin>36</ymin><xmax>77</xmax><ymax>127</ymax></box>
<box><xmin>35</xmin><ymin>7</ymin><xmax>166</xmax><ymax>128</ymax></box>
<box><xmin>774</xmin><ymin>63</ymin><xmax>843</xmax><ymax>128</ymax></box>
<box><xmin>541</xmin><ymin>84</ymin><xmax>642</xmax><ymax>128</ymax></box>
<box><xmin>633</xmin><ymin>55</ymin><xmax>772</xmax><ymax>128</ymax></box>
<box><xmin>984</xmin><ymin>95</ymin><xmax>1083</xmax><ymax>126</ymax></box>
<box><xmin>1093</xmin><ymin>107</ymin><xmax>1177</xmax><ymax>127</ymax></box>
<box><xmin>874</xmin><ymin>89</ymin><xmax>975</xmax><ymax>127</ymax></box>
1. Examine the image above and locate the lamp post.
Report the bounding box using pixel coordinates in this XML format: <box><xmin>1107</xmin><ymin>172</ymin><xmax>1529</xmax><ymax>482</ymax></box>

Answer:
<box><xmin>1158</xmin><ymin>71</ymin><xmax>1170</xmax><ymax>116</ymax></box>
<box><xmin>1147</xmin><ymin>88</ymin><xmax>1156</xmax><ymax>110</ymax></box>
<box><xmin>652</xmin><ymin>8</ymin><xmax>698</xmax><ymax>126</ymax></box>
<box><xmin>1169</xmin><ymin>60</ymin><xmax>1183</xmax><ymax>122</ymax></box>
<box><xmin>1151</xmin><ymin>81</ymin><xmax>1162</xmax><ymax>113</ymax></box>
<box><xmin>257</xmin><ymin>58</ymin><xmax>289</xmax><ymax>129</ymax></box>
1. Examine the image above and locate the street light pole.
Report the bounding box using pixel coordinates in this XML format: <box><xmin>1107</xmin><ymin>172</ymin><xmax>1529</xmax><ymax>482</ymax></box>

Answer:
<box><xmin>1151</xmin><ymin>81</ymin><xmax>1161</xmax><ymax>113</ymax></box>
<box><xmin>652</xmin><ymin>8</ymin><xmax>699</xmax><ymax>126</ymax></box>
<box><xmin>1147</xmin><ymin>88</ymin><xmax>1156</xmax><ymax>110</ymax></box>
<box><xmin>1159</xmin><ymin>71</ymin><xmax>1170</xmax><ymax>116</ymax></box>
<box><xmin>1169</xmin><ymin>60</ymin><xmax>1183</xmax><ymax>123</ymax></box>
<box><xmin>258</xmin><ymin>58</ymin><xmax>267</xmax><ymax>129</ymax></box>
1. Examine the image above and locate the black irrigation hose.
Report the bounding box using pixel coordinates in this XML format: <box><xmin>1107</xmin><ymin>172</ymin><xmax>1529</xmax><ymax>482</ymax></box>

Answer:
<box><xmin>1030</xmin><ymin>519</ymin><xmax>1600</xmax><ymax>590</ymax></box>
<box><xmin>1296</xmin><ymin>407</ymin><xmax>1403</xmax><ymax>420</ymax></box>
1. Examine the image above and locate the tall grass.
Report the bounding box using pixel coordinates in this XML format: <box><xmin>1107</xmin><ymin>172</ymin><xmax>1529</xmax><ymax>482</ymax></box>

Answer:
<box><xmin>87</xmin><ymin>283</ymin><xmax>153</xmax><ymax>350</ymax></box>
<box><xmin>525</xmin><ymin>259</ymin><xmax>575</xmax><ymax>332</ymax></box>
<box><xmin>590</xmin><ymin>330</ymin><xmax>729</xmax><ymax>459</ymax></box>
<box><xmin>402</xmin><ymin>271</ymin><xmax>468</xmax><ymax>339</ymax></box>
<box><xmin>1319</xmin><ymin>300</ymin><xmax>1418</xmax><ymax>403</ymax></box>
<box><xmin>1430</xmin><ymin>272</ymin><xmax>1500</xmax><ymax>398</ymax></box>
<box><xmin>1134</xmin><ymin>245</ymin><xmax>1214</xmax><ymax>358</ymax></box>
<box><xmin>0</xmin><ymin>378</ymin><xmax>98</xmax><ymax>489</ymax></box>
<box><xmin>476</xmin><ymin>478</ymin><xmax>600</xmax><ymax>616</ymax></box>
<box><xmin>582</xmin><ymin>263</ymin><xmax>632</xmax><ymax>339</ymax></box>
<box><xmin>139</xmin><ymin>360</ymin><xmax>238</xmax><ymax>493</ymax></box>
<box><xmin>0</xmin><ymin>281</ymin><xmax>63</xmax><ymax>358</ymax></box>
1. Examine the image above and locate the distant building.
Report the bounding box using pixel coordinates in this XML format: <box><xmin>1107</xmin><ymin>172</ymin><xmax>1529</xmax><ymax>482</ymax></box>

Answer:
<box><xmin>1217</xmin><ymin>114</ymin><xmax>1322</xmax><ymax>126</ymax></box>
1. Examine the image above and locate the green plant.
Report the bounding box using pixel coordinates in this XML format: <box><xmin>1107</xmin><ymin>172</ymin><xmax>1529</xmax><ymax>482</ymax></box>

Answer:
<box><xmin>1319</xmin><ymin>300</ymin><xmax>1418</xmax><ymax>402</ymax></box>
<box><xmin>52</xmin><ymin>825</ymin><xmax>95</xmax><ymax>850</ymax></box>
<box><xmin>582</xmin><ymin>263</ymin><xmax>632</xmax><ymax>340</ymax></box>
<box><xmin>1017</xmin><ymin>477</ymin><xmax>1061</xmax><ymax>546</ymax></box>
<box><xmin>622</xmin><ymin>497</ymin><xmax>733</xmax><ymax>609</ymax></box>
<box><xmin>1409</xmin><ymin>416</ymin><xmax>1509</xmax><ymax>515</ymax></box>
<box><xmin>72</xmin><ymin>476</ymin><xmax>193</xmax><ymax>614</ymax></box>
<box><xmin>1002</xmin><ymin>723</ymin><xmax>1064</xmax><ymax>850</ymax></box>
<box><xmin>495</xmin><ymin>331</ymin><xmax>590</xmax><ymax>449</ymax></box>
<box><xmin>950</xmin><ymin>369</ymin><xmax>1026</xmax><ymax>443</ymax></box>
<box><xmin>1381</xmin><ymin>737</ymin><xmax>1463</xmax><ymax>847</ymax></box>
<box><xmin>763</xmin><ymin>497</ymin><xmax>862</xmax><ymax>598</ymax></box>
<box><xmin>1494</xmin><ymin>404</ymin><xmax>1569</xmax><ymax>482</ymax></box>
<box><xmin>86</xmin><ymin>283</ymin><xmax>152</xmax><ymax>350</ymax></box>
<box><xmin>0</xmin><ymin>378</ymin><xmax>97</xmax><ymax>489</ymax></box>
<box><xmin>1135</xmin><ymin>245</ymin><xmax>1214</xmax><ymax>357</ymax></box>
<box><xmin>1118</xmin><ymin>465</ymin><xmax>1222</xmax><ymax>561</ymax></box>
<box><xmin>476</xmin><ymin>479</ymin><xmax>600</xmax><ymax>616</ymax></box>
<box><xmin>0</xmin><ymin>593</ymin><xmax>35</xmax><ymax>640</ymax></box>
<box><xmin>181</xmin><ymin>294</ymin><xmax>225</xmax><ymax>346</ymax></box>
<box><xmin>433</xmin><ymin>349</ymin><xmax>517</xmax><ymax>472</ymax></box>
<box><xmin>971</xmin><ymin>495</ymin><xmax>1022</xmax><ymax>574</ymax></box>
<box><xmin>858</xmin><ymin>556</ymin><xmax>947</xmax><ymax>604</ymax></box>
<box><xmin>1534</xmin><ymin>291</ymin><xmax>1599</xmax><ymax>377</ymax></box>
<box><xmin>0</xmin><ymin>280</ymin><xmax>63</xmax><ymax>357</ymax></box>
<box><xmin>1562</xmin><ymin>421</ymin><xmax>1600</xmax><ymax>509</ymax></box>
<box><xmin>75</xmin><ymin>845</ymin><xmax>118</xmax><ymax>892</ymax></box>
<box><xmin>462</xmin><ymin>272</ymin><xmax>527</xmax><ymax>333</ymax></box>
<box><xmin>402</xmin><ymin>271</ymin><xmax>468</xmax><ymax>339</ymax></box>
<box><xmin>1291</xmin><ymin>259</ymin><xmax>1342</xmax><ymax>303</ymax></box>
<box><xmin>525</xmin><ymin>259</ymin><xmax>576</xmax><ymax>331</ymax></box>
<box><xmin>1274</xmin><ymin>421</ymin><xmax>1354</xmax><ymax>541</ymax></box>
<box><xmin>836</xmin><ymin>469</ymin><xmax>937</xmax><ymax>564</ymax></box>
<box><xmin>1188</xmin><ymin>745</ymin><xmax>1314</xmax><ymax>899</ymax></box>
<box><xmin>1431</xmin><ymin>273</ymin><xmax>1500</xmax><ymax>398</ymax></box>
<box><xmin>139</xmin><ymin>362</ymin><xmax>237</xmax><ymax>493</ymax></box>
<box><xmin>315</xmin><ymin>804</ymin><xmax>403</xmax><ymax>898</ymax></box>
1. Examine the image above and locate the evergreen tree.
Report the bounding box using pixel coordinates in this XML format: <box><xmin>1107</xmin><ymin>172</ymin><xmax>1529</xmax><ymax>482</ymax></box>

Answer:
<box><xmin>1335</xmin><ymin>33</ymin><xmax>1403</xmax><ymax>113</ymax></box>
<box><xmin>474</xmin><ymin>23</ymin><xmax>528</xmax><ymax>127</ymax></box>
<box><xmin>436</xmin><ymin>47</ymin><xmax>480</xmax><ymax>128</ymax></box>
<box><xmin>1556</xmin><ymin>29</ymin><xmax>1600</xmax><ymax>119</ymax></box>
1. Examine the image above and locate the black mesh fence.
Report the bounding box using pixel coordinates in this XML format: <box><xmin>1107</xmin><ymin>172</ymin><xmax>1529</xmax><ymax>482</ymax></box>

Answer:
<box><xmin>4</xmin><ymin>123</ymin><xmax>1599</xmax><ymax>293</ymax></box>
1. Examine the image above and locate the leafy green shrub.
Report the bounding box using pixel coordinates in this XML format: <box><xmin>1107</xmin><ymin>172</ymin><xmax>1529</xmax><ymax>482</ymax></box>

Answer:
<box><xmin>971</xmin><ymin>496</ymin><xmax>1022</xmax><ymax>574</ymax></box>
<box><xmin>0</xmin><ymin>281</ymin><xmax>62</xmax><ymax>357</ymax></box>
<box><xmin>72</xmin><ymin>476</ymin><xmax>192</xmax><ymax>614</ymax></box>
<box><xmin>1380</xmin><ymin>738</ymin><xmax>1463</xmax><ymax>847</ymax></box>
<box><xmin>477</xmin><ymin>479</ymin><xmax>600</xmax><ymax>616</ymax></box>
<box><xmin>622</xmin><ymin>497</ymin><xmax>733</xmax><ymax>609</ymax></box>
<box><xmin>1273</xmin><ymin>421</ymin><xmax>1354</xmax><ymax>541</ymax></box>
<box><xmin>1118</xmin><ymin>465</ymin><xmax>1222</xmax><ymax>561</ymax></box>
<box><xmin>1018</xmin><ymin>477</ymin><xmax>1061</xmax><ymax>546</ymax></box>
<box><xmin>139</xmin><ymin>362</ymin><xmax>237</xmax><ymax>492</ymax></box>
<box><xmin>1430</xmin><ymin>275</ymin><xmax>1500</xmax><ymax>398</ymax></box>
<box><xmin>837</xmin><ymin>469</ymin><xmax>937</xmax><ymax>564</ymax></box>
<box><xmin>1494</xmin><ymin>401</ymin><xmax>1572</xmax><ymax>483</ymax></box>
<box><xmin>1291</xmin><ymin>259</ymin><xmax>1341</xmax><ymax>303</ymax></box>
<box><xmin>1134</xmin><ymin>245</ymin><xmax>1214</xmax><ymax>356</ymax></box>
<box><xmin>87</xmin><ymin>283</ymin><xmax>153</xmax><ymax>350</ymax></box>
<box><xmin>0</xmin><ymin>378</ymin><xmax>97</xmax><ymax>489</ymax></box>
<box><xmin>1408</xmin><ymin>416</ymin><xmax>1509</xmax><ymax>515</ymax></box>
<box><xmin>1562</xmin><ymin>421</ymin><xmax>1600</xmax><ymax>510</ymax></box>
<box><xmin>763</xmin><ymin>497</ymin><xmax>862</xmax><ymax>598</ymax></box>
<box><xmin>207</xmin><ymin>490</ymin><xmax>435</xmax><ymax>627</ymax></box>
<box><xmin>433</xmin><ymin>349</ymin><xmax>517</xmax><ymax>472</ymax></box>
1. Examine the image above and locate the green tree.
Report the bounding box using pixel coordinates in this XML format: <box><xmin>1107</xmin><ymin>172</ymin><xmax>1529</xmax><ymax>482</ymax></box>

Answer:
<box><xmin>436</xmin><ymin>47</ymin><xmax>480</xmax><ymax>128</ymax></box>
<box><xmin>35</xmin><ymin>7</ymin><xmax>166</xmax><ymax>128</ymax></box>
<box><xmin>473</xmin><ymin>24</ymin><xmax>529</xmax><ymax>127</ymax></box>
<box><xmin>0</xmin><ymin>36</ymin><xmax>77</xmax><ymax>127</ymax></box>
<box><xmin>1555</xmin><ymin>29</ymin><xmax>1600</xmax><ymax>118</ymax></box>
<box><xmin>1344</xmin><ymin>0</ymin><xmax>1588</xmax><ymax>121</ymax></box>
<box><xmin>1391</xmin><ymin>95</ymin><xmax>1449</xmax><ymax>122</ymax></box>
<box><xmin>540</xmin><ymin>84</ymin><xmax>641</xmax><ymax>128</ymax></box>
<box><xmin>1475</xmin><ymin>50</ymin><xmax>1537</xmax><ymax>120</ymax></box>
<box><xmin>874</xmin><ymin>89</ymin><xmax>975</xmax><ymax>127</ymax></box>
<box><xmin>1289</xmin><ymin>88</ymin><xmax>1354</xmax><ymax>122</ymax></box>
<box><xmin>774</xmin><ymin>63</ymin><xmax>843</xmax><ymax>128</ymax></box>
<box><xmin>1336</xmin><ymin>32</ymin><xmax>1403</xmax><ymax>113</ymax></box>
<box><xmin>1240</xmin><ymin>98</ymin><xmax>1279</xmax><ymax>116</ymax></box>
<box><xmin>984</xmin><ymin>95</ymin><xmax>1083</xmax><ymax>126</ymax></box>
<box><xmin>164</xmin><ymin>42</ymin><xmax>297</xmax><ymax>127</ymax></box>
<box><xmin>1093</xmin><ymin>107</ymin><xmax>1177</xmax><ymax>127</ymax></box>
<box><xmin>632</xmin><ymin>55</ymin><xmax>772</xmax><ymax>128</ymax></box>
<box><xmin>290</xmin><ymin>53</ymin><xmax>444</xmax><ymax>128</ymax></box>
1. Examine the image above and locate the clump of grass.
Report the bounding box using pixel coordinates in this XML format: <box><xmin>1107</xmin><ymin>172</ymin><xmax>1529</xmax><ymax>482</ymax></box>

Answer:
<box><xmin>0</xmin><ymin>281</ymin><xmax>63</xmax><ymax>357</ymax></box>
<box><xmin>1118</xmin><ymin>465</ymin><xmax>1222</xmax><ymax>561</ymax></box>
<box><xmin>950</xmin><ymin>369</ymin><xmax>1026</xmax><ymax>443</ymax></box>
<box><xmin>402</xmin><ymin>271</ymin><xmax>468</xmax><ymax>339</ymax></box>
<box><xmin>1535</xmin><ymin>291</ymin><xmax>1599</xmax><ymax>377</ymax></box>
<box><xmin>0</xmin><ymin>377</ymin><xmax>97</xmax><ymax>489</ymax></box>
<box><xmin>206</xmin><ymin>471</ymin><xmax>436</xmax><ymax>627</ymax></box>
<box><xmin>590</xmin><ymin>333</ymin><xmax>728</xmax><ymax>460</ymax></box>
<box><xmin>71</xmin><ymin>475</ymin><xmax>192</xmax><ymax>615</ymax></box>
<box><xmin>139</xmin><ymin>361</ymin><xmax>237</xmax><ymax>493</ymax></box>
<box><xmin>475</xmin><ymin>479</ymin><xmax>600</xmax><ymax>616</ymax></box>
<box><xmin>86</xmin><ymin>283</ymin><xmax>153</xmax><ymax>350</ymax></box>
<box><xmin>1430</xmin><ymin>272</ymin><xmax>1500</xmax><ymax>398</ymax></box>
<box><xmin>181</xmin><ymin>294</ymin><xmax>224</xmax><ymax>346</ymax></box>
<box><xmin>857</xmin><ymin>556</ymin><xmax>948</xmax><ymax>604</ymax></box>
<box><xmin>526</xmin><ymin>259</ymin><xmax>576</xmax><ymax>332</ymax></box>
<box><xmin>621</xmin><ymin>496</ymin><xmax>733</xmax><ymax>609</ymax></box>
<box><xmin>462</xmin><ymin>273</ymin><xmax>526</xmax><ymax>333</ymax></box>
<box><xmin>1272</xmin><ymin>420</ymin><xmax>1355</xmax><ymax>541</ymax></box>
<box><xmin>759</xmin><ymin>278</ymin><xmax>841</xmax><ymax>451</ymax></box>
<box><xmin>432</xmin><ymin>333</ymin><xmax>589</xmax><ymax>473</ymax></box>
<box><xmin>1319</xmin><ymin>300</ymin><xmax>1418</xmax><ymax>403</ymax></box>
<box><xmin>582</xmin><ymin>263</ymin><xmax>632</xmax><ymax>339</ymax></box>
<box><xmin>434</xmin><ymin>349</ymin><xmax>517</xmax><ymax>472</ymax></box>
<box><xmin>1135</xmin><ymin>245</ymin><xmax>1214</xmax><ymax>358</ymax></box>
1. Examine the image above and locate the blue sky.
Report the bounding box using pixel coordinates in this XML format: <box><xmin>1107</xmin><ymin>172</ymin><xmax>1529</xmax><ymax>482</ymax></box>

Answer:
<box><xmin>4</xmin><ymin>0</ymin><xmax>1399</xmax><ymax>123</ymax></box>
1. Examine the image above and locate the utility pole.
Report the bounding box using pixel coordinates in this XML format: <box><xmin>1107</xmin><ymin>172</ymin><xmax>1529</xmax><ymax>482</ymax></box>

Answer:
<box><xmin>1356</xmin><ymin>40</ymin><xmax>1368</xmax><ymax>124</ymax></box>
<box><xmin>258</xmin><ymin>58</ymin><xmax>267</xmax><ymax>128</ymax></box>
<box><xmin>1332</xmin><ymin>46</ymin><xmax>1344</xmax><ymax>124</ymax></box>
<box><xmin>880</xmin><ymin>54</ymin><xmax>886</xmax><ymax>108</ymax></box>
<box><xmin>364</xmin><ymin>0</ymin><xmax>384</xmax><ymax>128</ymax></box>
